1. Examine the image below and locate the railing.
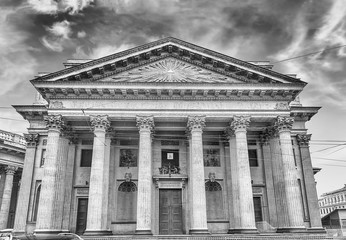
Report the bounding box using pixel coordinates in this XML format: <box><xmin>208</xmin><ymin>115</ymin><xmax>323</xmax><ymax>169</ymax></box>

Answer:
<box><xmin>0</xmin><ymin>130</ymin><xmax>26</xmax><ymax>147</ymax></box>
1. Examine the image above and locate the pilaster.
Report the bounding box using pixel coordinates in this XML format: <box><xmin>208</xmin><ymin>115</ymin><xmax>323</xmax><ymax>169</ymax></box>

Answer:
<box><xmin>274</xmin><ymin>116</ymin><xmax>305</xmax><ymax>232</ymax></box>
<box><xmin>135</xmin><ymin>116</ymin><xmax>154</xmax><ymax>235</ymax></box>
<box><xmin>0</xmin><ymin>166</ymin><xmax>18</xmax><ymax>230</ymax></box>
<box><xmin>186</xmin><ymin>116</ymin><xmax>209</xmax><ymax>234</ymax></box>
<box><xmin>297</xmin><ymin>134</ymin><xmax>325</xmax><ymax>233</ymax></box>
<box><xmin>13</xmin><ymin>134</ymin><xmax>39</xmax><ymax>234</ymax></box>
<box><xmin>229</xmin><ymin>116</ymin><xmax>257</xmax><ymax>234</ymax></box>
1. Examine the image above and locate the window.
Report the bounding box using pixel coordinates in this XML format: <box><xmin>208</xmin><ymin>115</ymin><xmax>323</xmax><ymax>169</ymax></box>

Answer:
<box><xmin>119</xmin><ymin>149</ymin><xmax>138</xmax><ymax>167</ymax></box>
<box><xmin>253</xmin><ymin>197</ymin><xmax>263</xmax><ymax>222</ymax></box>
<box><xmin>205</xmin><ymin>181</ymin><xmax>224</xmax><ymax>220</ymax></box>
<box><xmin>32</xmin><ymin>182</ymin><xmax>41</xmax><ymax>222</ymax></box>
<box><xmin>161</xmin><ymin>149</ymin><xmax>179</xmax><ymax>168</ymax></box>
<box><xmin>40</xmin><ymin>149</ymin><xmax>46</xmax><ymax>167</ymax></box>
<box><xmin>80</xmin><ymin>149</ymin><xmax>92</xmax><ymax>167</ymax></box>
<box><xmin>293</xmin><ymin>148</ymin><xmax>297</xmax><ymax>166</ymax></box>
<box><xmin>203</xmin><ymin>149</ymin><xmax>220</xmax><ymax>167</ymax></box>
<box><xmin>117</xmin><ymin>182</ymin><xmax>137</xmax><ymax>221</ymax></box>
<box><xmin>248</xmin><ymin>149</ymin><xmax>258</xmax><ymax>167</ymax></box>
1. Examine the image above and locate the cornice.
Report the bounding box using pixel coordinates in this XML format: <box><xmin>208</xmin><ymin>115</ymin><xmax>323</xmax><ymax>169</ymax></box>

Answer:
<box><xmin>31</xmin><ymin>37</ymin><xmax>305</xmax><ymax>85</ymax></box>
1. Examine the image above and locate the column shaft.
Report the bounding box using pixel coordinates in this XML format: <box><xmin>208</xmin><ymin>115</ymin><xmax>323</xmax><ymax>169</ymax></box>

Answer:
<box><xmin>297</xmin><ymin>134</ymin><xmax>325</xmax><ymax>233</ymax></box>
<box><xmin>13</xmin><ymin>134</ymin><xmax>38</xmax><ymax>233</ymax></box>
<box><xmin>136</xmin><ymin>116</ymin><xmax>154</xmax><ymax>235</ymax></box>
<box><xmin>187</xmin><ymin>116</ymin><xmax>208</xmax><ymax>234</ymax></box>
<box><xmin>276</xmin><ymin>116</ymin><xmax>305</xmax><ymax>231</ymax></box>
<box><xmin>0</xmin><ymin>166</ymin><xmax>18</xmax><ymax>230</ymax></box>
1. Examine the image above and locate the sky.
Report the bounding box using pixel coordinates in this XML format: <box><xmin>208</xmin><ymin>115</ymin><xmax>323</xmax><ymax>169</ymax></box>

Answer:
<box><xmin>0</xmin><ymin>0</ymin><xmax>345</xmax><ymax>197</ymax></box>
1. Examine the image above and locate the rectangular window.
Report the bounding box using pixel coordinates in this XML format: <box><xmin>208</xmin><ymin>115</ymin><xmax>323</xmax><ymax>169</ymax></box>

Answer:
<box><xmin>203</xmin><ymin>148</ymin><xmax>220</xmax><ymax>167</ymax></box>
<box><xmin>40</xmin><ymin>149</ymin><xmax>46</xmax><ymax>167</ymax></box>
<box><xmin>253</xmin><ymin>197</ymin><xmax>263</xmax><ymax>222</ymax></box>
<box><xmin>80</xmin><ymin>149</ymin><xmax>93</xmax><ymax>167</ymax></box>
<box><xmin>293</xmin><ymin>148</ymin><xmax>297</xmax><ymax>166</ymax></box>
<box><xmin>119</xmin><ymin>149</ymin><xmax>138</xmax><ymax>167</ymax></box>
<box><xmin>248</xmin><ymin>149</ymin><xmax>258</xmax><ymax>167</ymax></box>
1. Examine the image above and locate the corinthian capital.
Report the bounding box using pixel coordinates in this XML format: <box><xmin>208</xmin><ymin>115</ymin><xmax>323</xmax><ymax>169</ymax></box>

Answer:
<box><xmin>44</xmin><ymin>115</ymin><xmax>65</xmax><ymax>131</ymax></box>
<box><xmin>274</xmin><ymin>116</ymin><xmax>294</xmax><ymax>132</ymax></box>
<box><xmin>24</xmin><ymin>133</ymin><xmax>39</xmax><ymax>147</ymax></box>
<box><xmin>90</xmin><ymin>115</ymin><xmax>110</xmax><ymax>131</ymax></box>
<box><xmin>5</xmin><ymin>166</ymin><xmax>18</xmax><ymax>175</ymax></box>
<box><xmin>297</xmin><ymin>134</ymin><xmax>311</xmax><ymax>147</ymax></box>
<box><xmin>187</xmin><ymin>116</ymin><xmax>206</xmax><ymax>132</ymax></box>
<box><xmin>230</xmin><ymin>116</ymin><xmax>250</xmax><ymax>132</ymax></box>
<box><xmin>136</xmin><ymin>116</ymin><xmax>154</xmax><ymax>132</ymax></box>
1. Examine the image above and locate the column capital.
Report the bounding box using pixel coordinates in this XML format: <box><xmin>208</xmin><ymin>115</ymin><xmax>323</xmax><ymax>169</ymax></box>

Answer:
<box><xmin>90</xmin><ymin>115</ymin><xmax>110</xmax><ymax>131</ymax></box>
<box><xmin>274</xmin><ymin>116</ymin><xmax>294</xmax><ymax>132</ymax></box>
<box><xmin>259</xmin><ymin>132</ymin><xmax>270</xmax><ymax>145</ymax></box>
<box><xmin>224</xmin><ymin>127</ymin><xmax>235</xmax><ymax>140</ymax></box>
<box><xmin>297</xmin><ymin>134</ymin><xmax>311</xmax><ymax>147</ymax></box>
<box><xmin>187</xmin><ymin>116</ymin><xmax>206</xmax><ymax>132</ymax></box>
<box><xmin>24</xmin><ymin>133</ymin><xmax>39</xmax><ymax>147</ymax></box>
<box><xmin>5</xmin><ymin>166</ymin><xmax>18</xmax><ymax>175</ymax></box>
<box><xmin>44</xmin><ymin>115</ymin><xmax>65</xmax><ymax>131</ymax></box>
<box><xmin>136</xmin><ymin>116</ymin><xmax>154</xmax><ymax>132</ymax></box>
<box><xmin>230</xmin><ymin>115</ymin><xmax>250</xmax><ymax>132</ymax></box>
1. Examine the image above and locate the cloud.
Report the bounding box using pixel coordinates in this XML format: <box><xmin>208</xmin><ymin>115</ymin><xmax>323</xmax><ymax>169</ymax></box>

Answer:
<box><xmin>0</xmin><ymin>7</ymin><xmax>37</xmax><ymax>96</ymax></box>
<box><xmin>28</xmin><ymin>0</ymin><xmax>94</xmax><ymax>15</ymax></box>
<box><xmin>41</xmin><ymin>20</ymin><xmax>72</xmax><ymax>52</ymax></box>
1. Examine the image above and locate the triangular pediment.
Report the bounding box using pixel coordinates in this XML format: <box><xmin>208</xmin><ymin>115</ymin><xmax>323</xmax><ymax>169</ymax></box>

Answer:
<box><xmin>101</xmin><ymin>57</ymin><xmax>244</xmax><ymax>84</ymax></box>
<box><xmin>31</xmin><ymin>37</ymin><xmax>306</xmax><ymax>86</ymax></box>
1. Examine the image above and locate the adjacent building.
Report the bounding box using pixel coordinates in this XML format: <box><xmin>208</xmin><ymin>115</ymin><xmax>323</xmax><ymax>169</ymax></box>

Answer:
<box><xmin>319</xmin><ymin>185</ymin><xmax>346</xmax><ymax>217</ymax></box>
<box><xmin>12</xmin><ymin>37</ymin><xmax>325</xmax><ymax>236</ymax></box>
<box><xmin>0</xmin><ymin>130</ymin><xmax>25</xmax><ymax>229</ymax></box>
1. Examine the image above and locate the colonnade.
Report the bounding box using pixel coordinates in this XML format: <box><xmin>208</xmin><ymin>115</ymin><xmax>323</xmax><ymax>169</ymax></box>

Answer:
<box><xmin>10</xmin><ymin>114</ymin><xmax>322</xmax><ymax>235</ymax></box>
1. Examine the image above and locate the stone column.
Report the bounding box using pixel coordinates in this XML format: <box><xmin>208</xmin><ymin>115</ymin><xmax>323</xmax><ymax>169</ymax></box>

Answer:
<box><xmin>225</xmin><ymin>129</ymin><xmax>241</xmax><ymax>233</ymax></box>
<box><xmin>35</xmin><ymin>115</ymin><xmax>65</xmax><ymax>234</ymax></box>
<box><xmin>297</xmin><ymin>134</ymin><xmax>325</xmax><ymax>233</ymax></box>
<box><xmin>260</xmin><ymin>133</ymin><xmax>278</xmax><ymax>227</ymax></box>
<box><xmin>0</xmin><ymin>169</ymin><xmax>6</xmax><ymax>208</ymax></box>
<box><xmin>135</xmin><ymin>116</ymin><xmax>154</xmax><ymax>235</ymax></box>
<box><xmin>13</xmin><ymin>134</ymin><xmax>39</xmax><ymax>234</ymax></box>
<box><xmin>187</xmin><ymin>116</ymin><xmax>209</xmax><ymax>234</ymax></box>
<box><xmin>0</xmin><ymin>166</ymin><xmax>18</xmax><ymax>230</ymax></box>
<box><xmin>85</xmin><ymin>115</ymin><xmax>111</xmax><ymax>235</ymax></box>
<box><xmin>275</xmin><ymin>116</ymin><xmax>305</xmax><ymax>232</ymax></box>
<box><xmin>230</xmin><ymin>116</ymin><xmax>257</xmax><ymax>233</ymax></box>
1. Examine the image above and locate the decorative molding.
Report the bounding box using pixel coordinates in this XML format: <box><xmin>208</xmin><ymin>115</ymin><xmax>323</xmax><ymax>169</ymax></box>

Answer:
<box><xmin>49</xmin><ymin>101</ymin><xmax>64</xmax><ymax>109</ymax></box>
<box><xmin>24</xmin><ymin>133</ymin><xmax>39</xmax><ymax>147</ymax></box>
<box><xmin>274</xmin><ymin>116</ymin><xmax>294</xmax><ymax>132</ymax></box>
<box><xmin>187</xmin><ymin>116</ymin><xmax>206</xmax><ymax>132</ymax></box>
<box><xmin>275</xmin><ymin>102</ymin><xmax>290</xmax><ymax>110</ymax></box>
<box><xmin>136</xmin><ymin>116</ymin><xmax>154</xmax><ymax>132</ymax></box>
<box><xmin>208</xmin><ymin>172</ymin><xmax>216</xmax><ymax>182</ymax></box>
<box><xmin>44</xmin><ymin>115</ymin><xmax>65</xmax><ymax>131</ymax></box>
<box><xmin>90</xmin><ymin>115</ymin><xmax>110</xmax><ymax>131</ymax></box>
<box><xmin>5</xmin><ymin>165</ymin><xmax>18</xmax><ymax>175</ymax></box>
<box><xmin>124</xmin><ymin>173</ymin><xmax>132</xmax><ymax>182</ymax></box>
<box><xmin>230</xmin><ymin>115</ymin><xmax>250</xmax><ymax>131</ymax></box>
<box><xmin>297</xmin><ymin>134</ymin><xmax>311</xmax><ymax>147</ymax></box>
<box><xmin>111</xmin><ymin>58</ymin><xmax>240</xmax><ymax>84</ymax></box>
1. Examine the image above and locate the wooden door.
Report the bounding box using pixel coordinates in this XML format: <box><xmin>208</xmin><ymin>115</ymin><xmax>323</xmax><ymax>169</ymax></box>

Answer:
<box><xmin>76</xmin><ymin>198</ymin><xmax>88</xmax><ymax>235</ymax></box>
<box><xmin>159</xmin><ymin>190</ymin><xmax>183</xmax><ymax>235</ymax></box>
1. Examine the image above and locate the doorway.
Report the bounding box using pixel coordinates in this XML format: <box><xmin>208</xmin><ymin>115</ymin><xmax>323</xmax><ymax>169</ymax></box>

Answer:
<box><xmin>159</xmin><ymin>189</ymin><xmax>183</xmax><ymax>235</ymax></box>
<box><xmin>76</xmin><ymin>198</ymin><xmax>88</xmax><ymax>235</ymax></box>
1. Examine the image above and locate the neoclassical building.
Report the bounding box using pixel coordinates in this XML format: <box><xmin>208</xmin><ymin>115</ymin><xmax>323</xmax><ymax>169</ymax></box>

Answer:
<box><xmin>0</xmin><ymin>130</ymin><xmax>25</xmax><ymax>229</ymax></box>
<box><xmin>12</xmin><ymin>38</ymin><xmax>325</xmax><ymax>237</ymax></box>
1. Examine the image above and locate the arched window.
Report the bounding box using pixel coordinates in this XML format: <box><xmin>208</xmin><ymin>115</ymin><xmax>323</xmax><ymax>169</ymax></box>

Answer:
<box><xmin>32</xmin><ymin>184</ymin><xmax>41</xmax><ymax>221</ymax></box>
<box><xmin>205</xmin><ymin>181</ymin><xmax>224</xmax><ymax>220</ymax></box>
<box><xmin>116</xmin><ymin>182</ymin><xmax>137</xmax><ymax>221</ymax></box>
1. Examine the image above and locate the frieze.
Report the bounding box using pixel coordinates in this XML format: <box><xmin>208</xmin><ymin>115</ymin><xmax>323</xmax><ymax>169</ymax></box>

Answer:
<box><xmin>274</xmin><ymin>102</ymin><xmax>290</xmax><ymax>110</ymax></box>
<box><xmin>49</xmin><ymin>101</ymin><xmax>64</xmax><ymax>109</ymax></box>
<box><xmin>76</xmin><ymin>188</ymin><xmax>89</xmax><ymax>195</ymax></box>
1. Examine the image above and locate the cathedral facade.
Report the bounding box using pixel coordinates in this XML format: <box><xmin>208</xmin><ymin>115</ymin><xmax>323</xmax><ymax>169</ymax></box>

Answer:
<box><xmin>12</xmin><ymin>38</ymin><xmax>324</xmax><ymax>236</ymax></box>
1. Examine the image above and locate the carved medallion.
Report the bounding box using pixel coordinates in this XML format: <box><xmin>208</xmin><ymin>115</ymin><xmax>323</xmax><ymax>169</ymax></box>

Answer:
<box><xmin>111</xmin><ymin>58</ymin><xmax>240</xmax><ymax>83</ymax></box>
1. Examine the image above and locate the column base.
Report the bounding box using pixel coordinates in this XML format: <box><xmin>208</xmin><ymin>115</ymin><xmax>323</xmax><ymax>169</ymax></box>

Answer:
<box><xmin>228</xmin><ymin>228</ymin><xmax>258</xmax><ymax>234</ymax></box>
<box><xmin>189</xmin><ymin>229</ymin><xmax>210</xmax><ymax>235</ymax></box>
<box><xmin>307</xmin><ymin>227</ymin><xmax>327</xmax><ymax>234</ymax></box>
<box><xmin>276</xmin><ymin>227</ymin><xmax>307</xmax><ymax>233</ymax></box>
<box><xmin>83</xmin><ymin>230</ymin><xmax>112</xmax><ymax>236</ymax></box>
<box><xmin>135</xmin><ymin>229</ymin><xmax>152</xmax><ymax>235</ymax></box>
